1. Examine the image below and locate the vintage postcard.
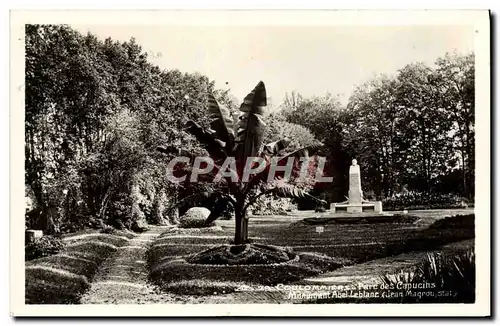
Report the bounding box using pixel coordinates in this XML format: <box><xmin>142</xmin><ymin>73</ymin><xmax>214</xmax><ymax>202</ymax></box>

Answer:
<box><xmin>10</xmin><ymin>10</ymin><xmax>490</xmax><ymax>317</ymax></box>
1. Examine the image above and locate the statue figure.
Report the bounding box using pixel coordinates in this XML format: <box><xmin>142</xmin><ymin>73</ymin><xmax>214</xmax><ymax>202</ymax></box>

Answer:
<box><xmin>349</xmin><ymin>159</ymin><xmax>360</xmax><ymax>174</ymax></box>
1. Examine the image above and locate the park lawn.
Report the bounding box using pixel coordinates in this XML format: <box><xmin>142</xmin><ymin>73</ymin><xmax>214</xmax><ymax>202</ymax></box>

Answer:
<box><xmin>25</xmin><ymin>230</ymin><xmax>136</xmax><ymax>304</ymax></box>
<box><xmin>148</xmin><ymin>211</ymin><xmax>474</xmax><ymax>300</ymax></box>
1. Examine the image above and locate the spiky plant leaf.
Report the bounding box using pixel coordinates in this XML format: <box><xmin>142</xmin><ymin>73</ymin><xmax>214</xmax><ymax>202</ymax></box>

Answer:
<box><xmin>207</xmin><ymin>93</ymin><xmax>235</xmax><ymax>150</ymax></box>
<box><xmin>269</xmin><ymin>183</ymin><xmax>326</xmax><ymax>204</ymax></box>
<box><xmin>234</xmin><ymin>81</ymin><xmax>267</xmax><ymax>161</ymax></box>
<box><xmin>185</xmin><ymin>120</ymin><xmax>226</xmax><ymax>161</ymax></box>
<box><xmin>243</xmin><ymin>143</ymin><xmax>323</xmax><ymax>194</ymax></box>
<box><xmin>263</xmin><ymin>138</ymin><xmax>291</xmax><ymax>155</ymax></box>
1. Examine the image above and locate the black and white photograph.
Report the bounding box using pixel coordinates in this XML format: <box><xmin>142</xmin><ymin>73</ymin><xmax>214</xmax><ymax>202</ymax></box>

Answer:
<box><xmin>9</xmin><ymin>9</ymin><xmax>490</xmax><ymax>317</ymax></box>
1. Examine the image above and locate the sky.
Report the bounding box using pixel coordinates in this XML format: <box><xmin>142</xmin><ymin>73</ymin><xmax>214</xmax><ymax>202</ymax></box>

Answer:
<box><xmin>72</xmin><ymin>24</ymin><xmax>474</xmax><ymax>106</ymax></box>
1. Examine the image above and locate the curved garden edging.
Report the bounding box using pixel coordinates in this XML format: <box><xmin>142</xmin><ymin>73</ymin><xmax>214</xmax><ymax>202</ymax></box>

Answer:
<box><xmin>25</xmin><ymin>230</ymin><xmax>136</xmax><ymax>304</ymax></box>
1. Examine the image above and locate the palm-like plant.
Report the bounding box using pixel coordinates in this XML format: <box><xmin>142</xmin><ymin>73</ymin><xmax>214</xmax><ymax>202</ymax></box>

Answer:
<box><xmin>159</xmin><ymin>81</ymin><xmax>326</xmax><ymax>245</ymax></box>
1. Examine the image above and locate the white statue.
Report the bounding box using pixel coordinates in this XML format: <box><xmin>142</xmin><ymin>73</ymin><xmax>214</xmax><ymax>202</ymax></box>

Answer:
<box><xmin>349</xmin><ymin>159</ymin><xmax>360</xmax><ymax>174</ymax></box>
<box><xmin>348</xmin><ymin>159</ymin><xmax>363</xmax><ymax>204</ymax></box>
<box><xmin>331</xmin><ymin>158</ymin><xmax>383</xmax><ymax>213</ymax></box>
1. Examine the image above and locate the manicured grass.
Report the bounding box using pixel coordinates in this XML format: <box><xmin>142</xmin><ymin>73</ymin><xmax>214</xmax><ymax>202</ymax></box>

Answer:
<box><xmin>148</xmin><ymin>212</ymin><xmax>474</xmax><ymax>297</ymax></box>
<box><xmin>250</xmin><ymin>214</ymin><xmax>474</xmax><ymax>263</ymax></box>
<box><xmin>25</xmin><ymin>230</ymin><xmax>136</xmax><ymax>304</ymax></box>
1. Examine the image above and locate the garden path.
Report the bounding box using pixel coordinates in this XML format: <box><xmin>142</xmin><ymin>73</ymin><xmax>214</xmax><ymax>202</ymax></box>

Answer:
<box><xmin>80</xmin><ymin>225</ymin><xmax>177</xmax><ymax>304</ymax></box>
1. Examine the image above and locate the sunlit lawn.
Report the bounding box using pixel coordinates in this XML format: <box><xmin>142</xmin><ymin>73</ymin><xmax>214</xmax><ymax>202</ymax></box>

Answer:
<box><xmin>148</xmin><ymin>209</ymin><xmax>475</xmax><ymax>299</ymax></box>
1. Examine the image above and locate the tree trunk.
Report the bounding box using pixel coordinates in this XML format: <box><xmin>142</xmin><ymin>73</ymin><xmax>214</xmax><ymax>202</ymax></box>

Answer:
<box><xmin>98</xmin><ymin>187</ymin><xmax>111</xmax><ymax>219</ymax></box>
<box><xmin>460</xmin><ymin>149</ymin><xmax>467</xmax><ymax>197</ymax></box>
<box><xmin>234</xmin><ymin>209</ymin><xmax>249</xmax><ymax>245</ymax></box>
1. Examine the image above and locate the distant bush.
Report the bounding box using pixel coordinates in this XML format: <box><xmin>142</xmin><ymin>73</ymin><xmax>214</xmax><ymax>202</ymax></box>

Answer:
<box><xmin>383</xmin><ymin>191</ymin><xmax>470</xmax><ymax>211</ymax></box>
<box><xmin>251</xmin><ymin>197</ymin><xmax>297</xmax><ymax>215</ymax></box>
<box><xmin>25</xmin><ymin>236</ymin><xmax>65</xmax><ymax>261</ymax></box>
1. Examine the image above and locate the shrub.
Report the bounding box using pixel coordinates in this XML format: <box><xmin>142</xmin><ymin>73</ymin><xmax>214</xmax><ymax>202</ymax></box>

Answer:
<box><xmin>179</xmin><ymin>207</ymin><xmax>214</xmax><ymax>228</ymax></box>
<box><xmin>251</xmin><ymin>197</ymin><xmax>296</xmax><ymax>215</ymax></box>
<box><xmin>379</xmin><ymin>249</ymin><xmax>475</xmax><ymax>303</ymax></box>
<box><xmin>101</xmin><ymin>225</ymin><xmax>116</xmax><ymax>234</ymax></box>
<box><xmin>382</xmin><ymin>191</ymin><xmax>469</xmax><ymax>211</ymax></box>
<box><xmin>219</xmin><ymin>204</ymin><xmax>235</xmax><ymax>220</ymax></box>
<box><xmin>186</xmin><ymin>243</ymin><xmax>296</xmax><ymax>265</ymax></box>
<box><xmin>25</xmin><ymin>235</ymin><xmax>65</xmax><ymax>261</ymax></box>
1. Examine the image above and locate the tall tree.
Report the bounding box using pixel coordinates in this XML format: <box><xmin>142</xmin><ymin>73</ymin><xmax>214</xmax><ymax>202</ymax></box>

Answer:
<box><xmin>25</xmin><ymin>24</ymin><xmax>239</xmax><ymax>232</ymax></box>
<box><xmin>280</xmin><ymin>93</ymin><xmax>350</xmax><ymax>202</ymax></box>
<box><xmin>344</xmin><ymin>75</ymin><xmax>407</xmax><ymax>198</ymax></box>
<box><xmin>433</xmin><ymin>53</ymin><xmax>475</xmax><ymax>199</ymax></box>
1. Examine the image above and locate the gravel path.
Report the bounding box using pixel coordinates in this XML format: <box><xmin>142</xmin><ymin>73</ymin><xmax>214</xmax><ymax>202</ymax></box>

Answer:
<box><xmin>80</xmin><ymin>226</ymin><xmax>177</xmax><ymax>304</ymax></box>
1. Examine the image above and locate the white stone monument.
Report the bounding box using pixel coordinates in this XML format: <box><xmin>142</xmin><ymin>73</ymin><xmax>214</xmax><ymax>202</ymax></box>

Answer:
<box><xmin>348</xmin><ymin>159</ymin><xmax>363</xmax><ymax>207</ymax></box>
<box><xmin>331</xmin><ymin>159</ymin><xmax>383</xmax><ymax>214</ymax></box>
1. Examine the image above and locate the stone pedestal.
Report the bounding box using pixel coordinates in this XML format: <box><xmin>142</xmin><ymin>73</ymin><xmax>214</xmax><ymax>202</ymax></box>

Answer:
<box><xmin>346</xmin><ymin>205</ymin><xmax>362</xmax><ymax>213</ymax></box>
<box><xmin>348</xmin><ymin>164</ymin><xmax>363</xmax><ymax>204</ymax></box>
<box><xmin>330</xmin><ymin>159</ymin><xmax>383</xmax><ymax>215</ymax></box>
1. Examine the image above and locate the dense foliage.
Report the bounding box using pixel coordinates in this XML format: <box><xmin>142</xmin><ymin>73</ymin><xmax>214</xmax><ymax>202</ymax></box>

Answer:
<box><xmin>25</xmin><ymin>25</ymin><xmax>234</xmax><ymax>233</ymax></box>
<box><xmin>25</xmin><ymin>235</ymin><xmax>65</xmax><ymax>261</ymax></box>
